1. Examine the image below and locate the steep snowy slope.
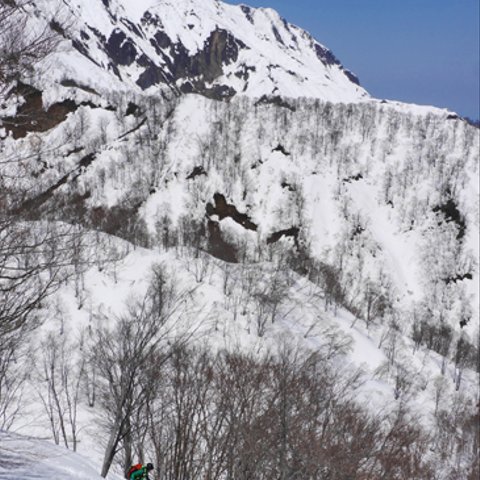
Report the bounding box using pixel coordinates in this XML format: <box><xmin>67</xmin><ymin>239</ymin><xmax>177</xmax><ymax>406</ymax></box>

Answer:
<box><xmin>6</xmin><ymin>234</ymin><xmax>479</xmax><ymax>478</ymax></box>
<box><xmin>0</xmin><ymin>431</ymin><xmax>122</xmax><ymax>480</ymax></box>
<box><xmin>3</xmin><ymin>94</ymin><xmax>478</xmax><ymax>337</ymax></box>
<box><xmin>28</xmin><ymin>0</ymin><xmax>367</xmax><ymax>102</ymax></box>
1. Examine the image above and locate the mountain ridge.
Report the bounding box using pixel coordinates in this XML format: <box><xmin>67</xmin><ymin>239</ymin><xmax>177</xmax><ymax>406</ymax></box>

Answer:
<box><xmin>29</xmin><ymin>0</ymin><xmax>367</xmax><ymax>102</ymax></box>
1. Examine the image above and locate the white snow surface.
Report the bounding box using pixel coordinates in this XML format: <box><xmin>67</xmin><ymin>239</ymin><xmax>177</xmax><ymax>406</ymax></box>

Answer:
<box><xmin>0</xmin><ymin>431</ymin><xmax>122</xmax><ymax>480</ymax></box>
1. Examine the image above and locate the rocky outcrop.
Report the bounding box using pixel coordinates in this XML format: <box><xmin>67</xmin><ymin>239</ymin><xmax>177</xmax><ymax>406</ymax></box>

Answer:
<box><xmin>267</xmin><ymin>227</ymin><xmax>300</xmax><ymax>248</ymax></box>
<box><xmin>1</xmin><ymin>83</ymin><xmax>111</xmax><ymax>139</ymax></box>
<box><xmin>206</xmin><ymin>194</ymin><xmax>257</xmax><ymax>231</ymax></box>
<box><xmin>89</xmin><ymin>17</ymin><xmax>247</xmax><ymax>99</ymax></box>
<box><xmin>1</xmin><ymin>84</ymin><xmax>78</xmax><ymax>139</ymax></box>
<box><xmin>207</xmin><ymin>220</ymin><xmax>238</xmax><ymax>263</ymax></box>
<box><xmin>433</xmin><ymin>198</ymin><xmax>466</xmax><ymax>239</ymax></box>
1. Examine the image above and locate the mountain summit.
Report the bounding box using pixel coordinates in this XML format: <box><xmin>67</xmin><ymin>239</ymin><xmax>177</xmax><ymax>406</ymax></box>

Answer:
<box><xmin>36</xmin><ymin>0</ymin><xmax>367</xmax><ymax>101</ymax></box>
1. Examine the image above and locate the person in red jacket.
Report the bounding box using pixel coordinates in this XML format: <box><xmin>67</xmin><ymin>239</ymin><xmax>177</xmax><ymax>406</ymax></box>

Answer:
<box><xmin>129</xmin><ymin>463</ymin><xmax>154</xmax><ymax>479</ymax></box>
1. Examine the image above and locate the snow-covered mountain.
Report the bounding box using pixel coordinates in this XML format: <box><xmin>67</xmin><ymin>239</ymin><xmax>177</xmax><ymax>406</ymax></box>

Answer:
<box><xmin>25</xmin><ymin>0</ymin><xmax>367</xmax><ymax>102</ymax></box>
<box><xmin>1</xmin><ymin>0</ymin><xmax>479</xmax><ymax>479</ymax></box>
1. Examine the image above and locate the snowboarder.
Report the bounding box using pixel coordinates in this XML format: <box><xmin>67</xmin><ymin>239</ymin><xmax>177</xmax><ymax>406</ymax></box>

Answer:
<box><xmin>128</xmin><ymin>463</ymin><xmax>154</xmax><ymax>479</ymax></box>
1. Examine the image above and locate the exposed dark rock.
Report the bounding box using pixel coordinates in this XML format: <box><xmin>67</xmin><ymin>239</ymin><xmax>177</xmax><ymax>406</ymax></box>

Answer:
<box><xmin>80</xmin><ymin>30</ymin><xmax>90</xmax><ymax>41</ymax></box>
<box><xmin>343</xmin><ymin>69</ymin><xmax>360</xmax><ymax>86</ymax></box>
<box><xmin>255</xmin><ymin>95</ymin><xmax>296</xmax><ymax>112</ymax></box>
<box><xmin>138</xmin><ymin>27</ymin><xmax>245</xmax><ymax>99</ymax></box>
<box><xmin>272</xmin><ymin>26</ymin><xmax>284</xmax><ymax>45</ymax></box>
<box><xmin>107</xmin><ymin>61</ymin><xmax>122</xmax><ymax>80</ymax></box>
<box><xmin>267</xmin><ymin>227</ymin><xmax>300</xmax><ymax>248</ymax></box>
<box><xmin>169</xmin><ymin>41</ymin><xmax>191</xmax><ymax>76</ymax></box>
<box><xmin>126</xmin><ymin>102</ymin><xmax>141</xmax><ymax>116</ymax></box>
<box><xmin>136</xmin><ymin>58</ymin><xmax>168</xmax><ymax>90</ymax></box>
<box><xmin>313</xmin><ymin>43</ymin><xmax>360</xmax><ymax>85</ymax></box>
<box><xmin>343</xmin><ymin>173</ymin><xmax>363</xmax><ymax>183</ymax></box>
<box><xmin>179</xmin><ymin>81</ymin><xmax>194</xmax><ymax>94</ymax></box>
<box><xmin>272</xmin><ymin>144</ymin><xmax>291</xmax><ymax>156</ymax></box>
<box><xmin>60</xmin><ymin>79</ymin><xmax>99</xmax><ymax>95</ymax></box>
<box><xmin>78</xmin><ymin>153</ymin><xmax>96</xmax><ymax>169</ymax></box>
<box><xmin>186</xmin><ymin>166</ymin><xmax>207</xmax><ymax>180</ymax></box>
<box><xmin>447</xmin><ymin>114</ymin><xmax>459</xmax><ymax>120</ymax></box>
<box><xmin>88</xmin><ymin>26</ymin><xmax>107</xmax><ymax>44</ymax></box>
<box><xmin>207</xmin><ymin>220</ymin><xmax>238</xmax><ymax>263</ymax></box>
<box><xmin>351</xmin><ymin>224</ymin><xmax>365</xmax><ymax>240</ymax></box>
<box><xmin>459</xmin><ymin>317</ymin><xmax>470</xmax><ymax>328</ymax></box>
<box><xmin>2</xmin><ymin>82</ymin><xmax>118</xmax><ymax>138</ymax></box>
<box><xmin>234</xmin><ymin>64</ymin><xmax>256</xmax><ymax>81</ymax></box>
<box><xmin>180</xmin><ymin>81</ymin><xmax>236</xmax><ymax>100</ymax></box>
<box><xmin>136</xmin><ymin>54</ymin><xmax>151</xmax><ymax>68</ymax></box>
<box><xmin>72</xmin><ymin>39</ymin><xmax>93</xmax><ymax>62</ymax></box>
<box><xmin>314</xmin><ymin>43</ymin><xmax>339</xmax><ymax>67</ymax></box>
<box><xmin>121</xmin><ymin>18</ymin><xmax>143</xmax><ymax>38</ymax></box>
<box><xmin>1</xmin><ymin>84</ymin><xmax>77</xmax><ymax>139</ymax></box>
<box><xmin>241</xmin><ymin>5</ymin><xmax>254</xmax><ymax>24</ymax></box>
<box><xmin>97</xmin><ymin>19</ymin><xmax>247</xmax><ymax>100</ymax></box>
<box><xmin>202</xmin><ymin>84</ymin><xmax>237</xmax><ymax>100</ymax></box>
<box><xmin>141</xmin><ymin>11</ymin><xmax>162</xmax><ymax>28</ymax></box>
<box><xmin>432</xmin><ymin>199</ymin><xmax>466</xmax><ymax>240</ymax></box>
<box><xmin>206</xmin><ymin>193</ymin><xmax>257</xmax><ymax>231</ymax></box>
<box><xmin>281</xmin><ymin>181</ymin><xmax>296</xmax><ymax>192</ymax></box>
<box><xmin>153</xmin><ymin>30</ymin><xmax>171</xmax><ymax>49</ymax></box>
<box><xmin>106</xmin><ymin>29</ymin><xmax>137</xmax><ymax>66</ymax></box>
<box><xmin>49</xmin><ymin>19</ymin><xmax>65</xmax><ymax>36</ymax></box>
<box><xmin>444</xmin><ymin>272</ymin><xmax>473</xmax><ymax>284</ymax></box>
<box><xmin>187</xmin><ymin>29</ymin><xmax>245</xmax><ymax>83</ymax></box>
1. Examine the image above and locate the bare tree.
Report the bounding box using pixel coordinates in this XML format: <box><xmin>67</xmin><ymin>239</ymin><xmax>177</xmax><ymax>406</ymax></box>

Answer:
<box><xmin>0</xmin><ymin>221</ymin><xmax>76</xmax><ymax>348</ymax></box>
<box><xmin>0</xmin><ymin>0</ymin><xmax>59</xmax><ymax>101</ymax></box>
<box><xmin>122</xmin><ymin>339</ymin><xmax>444</xmax><ymax>479</ymax></box>
<box><xmin>93</xmin><ymin>267</ymin><xmax>194</xmax><ymax>478</ymax></box>
<box><xmin>0</xmin><ymin>212</ymin><xmax>89</xmax><ymax>430</ymax></box>
<box><xmin>0</xmin><ymin>340</ymin><xmax>26</xmax><ymax>429</ymax></box>
<box><xmin>36</xmin><ymin>332</ymin><xmax>85</xmax><ymax>451</ymax></box>
<box><xmin>94</xmin><ymin>300</ymin><xmax>166</xmax><ymax>478</ymax></box>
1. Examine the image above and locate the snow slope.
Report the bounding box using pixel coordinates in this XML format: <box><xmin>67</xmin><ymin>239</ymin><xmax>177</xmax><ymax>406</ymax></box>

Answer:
<box><xmin>3</xmin><ymin>93</ymin><xmax>476</xmax><ymax>335</ymax></box>
<box><xmin>8</xmin><ymin>238</ymin><xmax>477</xmax><ymax>478</ymax></box>
<box><xmin>0</xmin><ymin>431</ymin><xmax>122</xmax><ymax>480</ymax></box>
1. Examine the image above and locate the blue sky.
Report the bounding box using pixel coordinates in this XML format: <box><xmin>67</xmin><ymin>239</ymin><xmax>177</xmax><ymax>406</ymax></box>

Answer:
<box><xmin>226</xmin><ymin>0</ymin><xmax>479</xmax><ymax>118</ymax></box>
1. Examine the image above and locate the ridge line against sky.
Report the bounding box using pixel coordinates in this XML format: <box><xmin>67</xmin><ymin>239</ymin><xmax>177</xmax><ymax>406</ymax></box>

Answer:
<box><xmin>225</xmin><ymin>0</ymin><xmax>480</xmax><ymax>118</ymax></box>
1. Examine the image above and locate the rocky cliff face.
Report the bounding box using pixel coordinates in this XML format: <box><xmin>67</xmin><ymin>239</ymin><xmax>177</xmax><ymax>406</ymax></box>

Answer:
<box><xmin>31</xmin><ymin>0</ymin><xmax>368</xmax><ymax>101</ymax></box>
